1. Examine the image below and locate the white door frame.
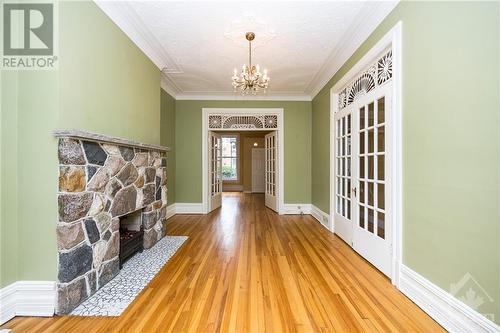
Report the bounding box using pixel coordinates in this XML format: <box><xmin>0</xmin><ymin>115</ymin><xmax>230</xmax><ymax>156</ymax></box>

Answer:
<box><xmin>329</xmin><ymin>22</ymin><xmax>402</xmax><ymax>286</ymax></box>
<box><xmin>202</xmin><ymin>108</ymin><xmax>285</xmax><ymax>214</ymax></box>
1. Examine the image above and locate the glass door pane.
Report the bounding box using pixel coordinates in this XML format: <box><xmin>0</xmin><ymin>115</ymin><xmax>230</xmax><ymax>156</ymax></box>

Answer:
<box><xmin>357</xmin><ymin>96</ymin><xmax>386</xmax><ymax>239</ymax></box>
<box><xmin>335</xmin><ymin>113</ymin><xmax>352</xmax><ymax>220</ymax></box>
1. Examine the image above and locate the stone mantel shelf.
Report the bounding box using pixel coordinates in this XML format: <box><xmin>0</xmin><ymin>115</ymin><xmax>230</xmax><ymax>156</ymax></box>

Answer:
<box><xmin>53</xmin><ymin>129</ymin><xmax>170</xmax><ymax>152</ymax></box>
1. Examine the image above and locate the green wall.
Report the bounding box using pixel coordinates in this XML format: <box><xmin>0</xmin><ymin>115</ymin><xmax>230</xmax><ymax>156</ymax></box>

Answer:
<box><xmin>311</xmin><ymin>1</ymin><xmax>499</xmax><ymax>322</ymax></box>
<box><xmin>59</xmin><ymin>1</ymin><xmax>160</xmax><ymax>145</ymax></box>
<box><xmin>0</xmin><ymin>1</ymin><xmax>160</xmax><ymax>287</ymax></box>
<box><xmin>16</xmin><ymin>70</ymin><xmax>59</xmax><ymax>283</ymax></box>
<box><xmin>1</xmin><ymin>71</ymin><xmax>20</xmax><ymax>287</ymax></box>
<box><xmin>175</xmin><ymin>100</ymin><xmax>311</xmax><ymax>204</ymax></box>
<box><xmin>161</xmin><ymin>89</ymin><xmax>176</xmax><ymax>205</ymax></box>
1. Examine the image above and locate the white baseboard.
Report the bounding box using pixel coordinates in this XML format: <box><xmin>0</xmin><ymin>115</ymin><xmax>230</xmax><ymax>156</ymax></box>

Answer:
<box><xmin>400</xmin><ymin>265</ymin><xmax>499</xmax><ymax>333</ymax></box>
<box><xmin>310</xmin><ymin>205</ymin><xmax>332</xmax><ymax>232</ymax></box>
<box><xmin>283</xmin><ymin>204</ymin><xmax>311</xmax><ymax>215</ymax></box>
<box><xmin>222</xmin><ymin>184</ymin><xmax>243</xmax><ymax>191</ymax></box>
<box><xmin>0</xmin><ymin>283</ymin><xmax>16</xmax><ymax>325</ymax></box>
<box><xmin>165</xmin><ymin>203</ymin><xmax>176</xmax><ymax>220</ymax></box>
<box><xmin>0</xmin><ymin>281</ymin><xmax>55</xmax><ymax>325</ymax></box>
<box><xmin>282</xmin><ymin>204</ymin><xmax>332</xmax><ymax>233</ymax></box>
<box><xmin>174</xmin><ymin>203</ymin><xmax>204</xmax><ymax>214</ymax></box>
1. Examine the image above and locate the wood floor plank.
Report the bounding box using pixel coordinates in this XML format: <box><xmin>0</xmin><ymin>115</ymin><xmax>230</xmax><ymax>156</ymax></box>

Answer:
<box><xmin>1</xmin><ymin>193</ymin><xmax>444</xmax><ymax>332</ymax></box>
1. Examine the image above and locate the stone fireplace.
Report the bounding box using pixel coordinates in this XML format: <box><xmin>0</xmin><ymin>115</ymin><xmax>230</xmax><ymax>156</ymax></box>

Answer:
<box><xmin>54</xmin><ymin>130</ymin><xmax>169</xmax><ymax>314</ymax></box>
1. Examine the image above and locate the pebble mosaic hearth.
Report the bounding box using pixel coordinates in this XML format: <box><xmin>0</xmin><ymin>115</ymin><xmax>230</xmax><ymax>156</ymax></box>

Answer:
<box><xmin>55</xmin><ymin>134</ymin><xmax>169</xmax><ymax>314</ymax></box>
<box><xmin>71</xmin><ymin>235</ymin><xmax>188</xmax><ymax>316</ymax></box>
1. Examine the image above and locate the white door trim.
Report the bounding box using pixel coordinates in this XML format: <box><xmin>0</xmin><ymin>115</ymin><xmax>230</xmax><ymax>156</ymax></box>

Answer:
<box><xmin>329</xmin><ymin>21</ymin><xmax>402</xmax><ymax>286</ymax></box>
<box><xmin>202</xmin><ymin>108</ymin><xmax>284</xmax><ymax>214</ymax></box>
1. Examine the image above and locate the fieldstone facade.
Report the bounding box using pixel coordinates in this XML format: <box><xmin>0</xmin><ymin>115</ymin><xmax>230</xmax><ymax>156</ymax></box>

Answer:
<box><xmin>55</xmin><ymin>134</ymin><xmax>168</xmax><ymax>314</ymax></box>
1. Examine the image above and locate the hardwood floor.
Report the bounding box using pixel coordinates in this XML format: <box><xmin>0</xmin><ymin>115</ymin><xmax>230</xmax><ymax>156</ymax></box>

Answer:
<box><xmin>2</xmin><ymin>193</ymin><xmax>443</xmax><ymax>332</ymax></box>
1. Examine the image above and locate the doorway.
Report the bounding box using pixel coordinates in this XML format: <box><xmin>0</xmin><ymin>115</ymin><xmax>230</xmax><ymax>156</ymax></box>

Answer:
<box><xmin>208</xmin><ymin>130</ymin><xmax>277</xmax><ymax>213</ymax></box>
<box><xmin>202</xmin><ymin>108</ymin><xmax>284</xmax><ymax>215</ymax></box>
<box><xmin>215</xmin><ymin>132</ymin><xmax>267</xmax><ymax>194</ymax></box>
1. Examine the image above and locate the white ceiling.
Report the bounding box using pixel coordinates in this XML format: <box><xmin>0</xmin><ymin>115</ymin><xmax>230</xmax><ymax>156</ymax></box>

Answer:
<box><xmin>95</xmin><ymin>1</ymin><xmax>398</xmax><ymax>101</ymax></box>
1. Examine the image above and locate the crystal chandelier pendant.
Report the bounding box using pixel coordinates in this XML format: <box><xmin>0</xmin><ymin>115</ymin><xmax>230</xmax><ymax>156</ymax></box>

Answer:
<box><xmin>231</xmin><ymin>32</ymin><xmax>270</xmax><ymax>95</ymax></box>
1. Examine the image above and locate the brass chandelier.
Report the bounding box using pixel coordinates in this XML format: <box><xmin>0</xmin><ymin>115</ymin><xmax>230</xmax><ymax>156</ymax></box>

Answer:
<box><xmin>231</xmin><ymin>32</ymin><xmax>270</xmax><ymax>95</ymax></box>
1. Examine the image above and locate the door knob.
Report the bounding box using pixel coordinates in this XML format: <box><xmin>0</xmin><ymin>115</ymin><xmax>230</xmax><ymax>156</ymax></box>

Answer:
<box><xmin>352</xmin><ymin>187</ymin><xmax>357</xmax><ymax>197</ymax></box>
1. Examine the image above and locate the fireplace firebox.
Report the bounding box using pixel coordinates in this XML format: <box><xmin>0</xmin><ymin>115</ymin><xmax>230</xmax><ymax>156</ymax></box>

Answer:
<box><xmin>119</xmin><ymin>225</ymin><xmax>144</xmax><ymax>268</ymax></box>
<box><xmin>119</xmin><ymin>209</ymin><xmax>144</xmax><ymax>268</ymax></box>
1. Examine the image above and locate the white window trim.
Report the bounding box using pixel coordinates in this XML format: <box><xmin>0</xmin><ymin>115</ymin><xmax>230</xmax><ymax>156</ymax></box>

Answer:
<box><xmin>329</xmin><ymin>21</ymin><xmax>402</xmax><ymax>287</ymax></box>
<box><xmin>221</xmin><ymin>133</ymin><xmax>240</xmax><ymax>182</ymax></box>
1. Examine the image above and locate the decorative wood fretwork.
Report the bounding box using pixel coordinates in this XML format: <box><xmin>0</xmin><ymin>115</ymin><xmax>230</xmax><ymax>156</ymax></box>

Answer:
<box><xmin>338</xmin><ymin>49</ymin><xmax>393</xmax><ymax>111</ymax></box>
<box><xmin>208</xmin><ymin>114</ymin><xmax>279</xmax><ymax>130</ymax></box>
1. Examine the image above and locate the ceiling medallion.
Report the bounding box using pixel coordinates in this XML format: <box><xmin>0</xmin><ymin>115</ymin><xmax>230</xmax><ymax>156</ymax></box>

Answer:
<box><xmin>231</xmin><ymin>32</ymin><xmax>270</xmax><ymax>95</ymax></box>
<box><xmin>224</xmin><ymin>14</ymin><xmax>276</xmax><ymax>49</ymax></box>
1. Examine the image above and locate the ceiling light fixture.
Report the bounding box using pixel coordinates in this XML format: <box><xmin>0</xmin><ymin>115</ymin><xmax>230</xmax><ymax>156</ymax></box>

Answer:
<box><xmin>232</xmin><ymin>32</ymin><xmax>270</xmax><ymax>95</ymax></box>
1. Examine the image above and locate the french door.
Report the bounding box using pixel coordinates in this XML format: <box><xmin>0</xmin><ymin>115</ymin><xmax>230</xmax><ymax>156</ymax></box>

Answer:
<box><xmin>265</xmin><ymin>131</ymin><xmax>278</xmax><ymax>212</ymax></box>
<box><xmin>333</xmin><ymin>108</ymin><xmax>353</xmax><ymax>244</ymax></box>
<box><xmin>334</xmin><ymin>84</ymin><xmax>392</xmax><ymax>277</ymax></box>
<box><xmin>209</xmin><ymin>132</ymin><xmax>222</xmax><ymax>212</ymax></box>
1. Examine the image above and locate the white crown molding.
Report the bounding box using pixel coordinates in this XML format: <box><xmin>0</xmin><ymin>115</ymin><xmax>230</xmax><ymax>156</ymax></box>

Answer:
<box><xmin>0</xmin><ymin>281</ymin><xmax>56</xmax><ymax>325</ymax></box>
<box><xmin>160</xmin><ymin>79</ymin><xmax>312</xmax><ymax>100</ymax></box>
<box><xmin>94</xmin><ymin>1</ymin><xmax>183</xmax><ymax>73</ymax></box>
<box><xmin>306</xmin><ymin>1</ymin><xmax>399</xmax><ymax>99</ymax></box>
<box><xmin>96</xmin><ymin>0</ymin><xmax>397</xmax><ymax>102</ymax></box>
<box><xmin>175</xmin><ymin>92</ymin><xmax>311</xmax><ymax>101</ymax></box>
<box><xmin>161</xmin><ymin>74</ymin><xmax>182</xmax><ymax>98</ymax></box>
<box><xmin>400</xmin><ymin>265</ymin><xmax>500</xmax><ymax>333</ymax></box>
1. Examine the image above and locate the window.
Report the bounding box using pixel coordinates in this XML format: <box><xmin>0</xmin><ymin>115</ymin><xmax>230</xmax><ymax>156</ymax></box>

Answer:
<box><xmin>221</xmin><ymin>135</ymin><xmax>238</xmax><ymax>181</ymax></box>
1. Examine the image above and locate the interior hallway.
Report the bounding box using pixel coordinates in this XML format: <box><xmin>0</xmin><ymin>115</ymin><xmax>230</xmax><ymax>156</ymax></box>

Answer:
<box><xmin>3</xmin><ymin>193</ymin><xmax>444</xmax><ymax>332</ymax></box>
